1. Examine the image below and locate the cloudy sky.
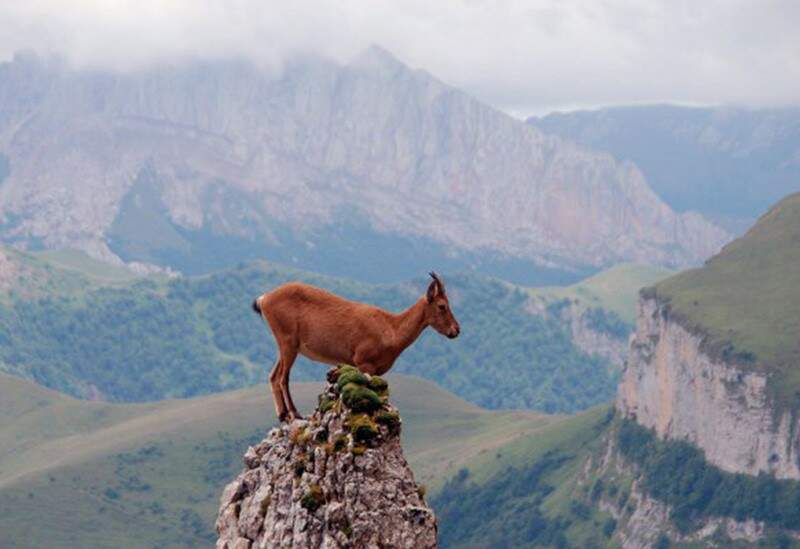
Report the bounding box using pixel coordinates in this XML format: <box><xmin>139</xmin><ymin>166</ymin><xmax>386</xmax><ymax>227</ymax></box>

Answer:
<box><xmin>1</xmin><ymin>0</ymin><xmax>797</xmax><ymax>116</ymax></box>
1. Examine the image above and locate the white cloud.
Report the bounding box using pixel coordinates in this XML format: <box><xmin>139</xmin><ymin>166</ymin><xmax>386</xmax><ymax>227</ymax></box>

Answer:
<box><xmin>0</xmin><ymin>0</ymin><xmax>798</xmax><ymax>116</ymax></box>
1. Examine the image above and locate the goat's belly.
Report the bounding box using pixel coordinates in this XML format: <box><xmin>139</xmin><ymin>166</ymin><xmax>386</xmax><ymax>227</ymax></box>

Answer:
<box><xmin>299</xmin><ymin>344</ymin><xmax>345</xmax><ymax>366</ymax></box>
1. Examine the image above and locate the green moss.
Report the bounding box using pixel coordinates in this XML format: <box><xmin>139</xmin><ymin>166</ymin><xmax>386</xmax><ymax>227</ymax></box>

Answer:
<box><xmin>417</xmin><ymin>484</ymin><xmax>427</xmax><ymax>499</ymax></box>
<box><xmin>349</xmin><ymin>414</ymin><xmax>379</xmax><ymax>443</ymax></box>
<box><xmin>375</xmin><ymin>410</ymin><xmax>401</xmax><ymax>435</ymax></box>
<box><xmin>351</xmin><ymin>445</ymin><xmax>367</xmax><ymax>456</ymax></box>
<box><xmin>318</xmin><ymin>394</ymin><xmax>335</xmax><ymax>414</ymax></box>
<box><xmin>335</xmin><ymin>366</ymin><xmax>368</xmax><ymax>391</ymax></box>
<box><xmin>301</xmin><ymin>483</ymin><xmax>324</xmax><ymax>512</ymax></box>
<box><xmin>340</xmin><ymin>383</ymin><xmax>382</xmax><ymax>413</ymax></box>
<box><xmin>368</xmin><ymin>376</ymin><xmax>389</xmax><ymax>396</ymax></box>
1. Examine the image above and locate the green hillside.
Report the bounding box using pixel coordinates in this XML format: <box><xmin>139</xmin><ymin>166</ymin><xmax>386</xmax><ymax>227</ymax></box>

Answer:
<box><xmin>431</xmin><ymin>404</ymin><xmax>617</xmax><ymax>548</ymax></box>
<box><xmin>650</xmin><ymin>192</ymin><xmax>800</xmax><ymax>407</ymax></box>
<box><xmin>0</xmin><ymin>248</ymin><xmax>620</xmax><ymax>413</ymax></box>
<box><xmin>0</xmin><ymin>372</ymin><xmax>554</xmax><ymax>548</ymax></box>
<box><xmin>531</xmin><ymin>262</ymin><xmax>671</xmax><ymax>324</ymax></box>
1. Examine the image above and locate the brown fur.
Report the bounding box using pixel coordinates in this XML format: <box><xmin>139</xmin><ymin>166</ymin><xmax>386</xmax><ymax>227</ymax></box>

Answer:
<box><xmin>253</xmin><ymin>273</ymin><xmax>460</xmax><ymax>421</ymax></box>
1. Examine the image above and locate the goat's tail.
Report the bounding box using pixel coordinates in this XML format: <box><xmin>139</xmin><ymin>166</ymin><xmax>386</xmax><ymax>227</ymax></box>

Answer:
<box><xmin>252</xmin><ymin>296</ymin><xmax>263</xmax><ymax>315</ymax></box>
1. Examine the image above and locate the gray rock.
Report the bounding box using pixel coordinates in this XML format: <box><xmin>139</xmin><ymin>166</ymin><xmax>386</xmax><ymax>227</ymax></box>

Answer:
<box><xmin>215</xmin><ymin>369</ymin><xmax>437</xmax><ymax>548</ymax></box>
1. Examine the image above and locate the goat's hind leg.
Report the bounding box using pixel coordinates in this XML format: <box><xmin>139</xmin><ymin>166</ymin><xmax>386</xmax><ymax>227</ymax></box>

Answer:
<box><xmin>269</xmin><ymin>358</ymin><xmax>288</xmax><ymax>422</ymax></box>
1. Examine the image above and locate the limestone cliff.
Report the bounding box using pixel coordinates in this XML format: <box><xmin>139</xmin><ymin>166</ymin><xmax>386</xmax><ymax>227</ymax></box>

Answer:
<box><xmin>215</xmin><ymin>366</ymin><xmax>437</xmax><ymax>549</ymax></box>
<box><xmin>617</xmin><ymin>295</ymin><xmax>800</xmax><ymax>479</ymax></box>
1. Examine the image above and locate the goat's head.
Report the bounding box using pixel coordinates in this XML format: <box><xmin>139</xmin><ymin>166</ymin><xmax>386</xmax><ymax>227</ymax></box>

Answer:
<box><xmin>425</xmin><ymin>272</ymin><xmax>460</xmax><ymax>339</ymax></box>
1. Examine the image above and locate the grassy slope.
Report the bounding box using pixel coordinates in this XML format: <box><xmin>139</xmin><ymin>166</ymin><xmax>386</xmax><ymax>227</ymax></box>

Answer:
<box><xmin>652</xmin><ymin>192</ymin><xmax>800</xmax><ymax>407</ymax></box>
<box><xmin>0</xmin><ymin>372</ymin><xmax>554</xmax><ymax>548</ymax></box>
<box><xmin>431</xmin><ymin>403</ymin><xmax>618</xmax><ymax>548</ymax></box>
<box><xmin>530</xmin><ymin>262</ymin><xmax>671</xmax><ymax>323</ymax></box>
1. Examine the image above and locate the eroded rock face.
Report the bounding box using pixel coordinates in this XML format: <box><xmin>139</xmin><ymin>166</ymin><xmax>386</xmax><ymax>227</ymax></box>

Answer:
<box><xmin>215</xmin><ymin>368</ymin><xmax>437</xmax><ymax>549</ymax></box>
<box><xmin>0</xmin><ymin>49</ymin><xmax>728</xmax><ymax>273</ymax></box>
<box><xmin>617</xmin><ymin>296</ymin><xmax>800</xmax><ymax>479</ymax></box>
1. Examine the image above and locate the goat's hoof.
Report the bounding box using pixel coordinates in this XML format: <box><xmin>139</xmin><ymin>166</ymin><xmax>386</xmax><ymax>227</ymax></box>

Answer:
<box><xmin>278</xmin><ymin>412</ymin><xmax>288</xmax><ymax>423</ymax></box>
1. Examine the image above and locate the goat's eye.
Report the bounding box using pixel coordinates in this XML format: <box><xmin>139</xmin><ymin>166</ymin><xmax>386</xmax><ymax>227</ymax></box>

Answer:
<box><xmin>438</xmin><ymin>304</ymin><xmax>447</xmax><ymax>312</ymax></box>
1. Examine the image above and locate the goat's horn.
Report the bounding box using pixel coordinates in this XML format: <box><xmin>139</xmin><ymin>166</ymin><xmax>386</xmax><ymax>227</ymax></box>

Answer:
<box><xmin>429</xmin><ymin>271</ymin><xmax>444</xmax><ymax>288</ymax></box>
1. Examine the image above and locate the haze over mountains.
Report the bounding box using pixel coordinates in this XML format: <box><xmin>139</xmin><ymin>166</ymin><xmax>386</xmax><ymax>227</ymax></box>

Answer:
<box><xmin>531</xmin><ymin>105</ymin><xmax>800</xmax><ymax>233</ymax></box>
<box><xmin>0</xmin><ymin>48</ymin><xmax>728</xmax><ymax>284</ymax></box>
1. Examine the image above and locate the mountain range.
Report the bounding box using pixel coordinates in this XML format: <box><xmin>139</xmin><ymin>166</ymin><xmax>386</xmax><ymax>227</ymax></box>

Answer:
<box><xmin>530</xmin><ymin>105</ymin><xmax>800</xmax><ymax>233</ymax></box>
<box><xmin>0</xmin><ymin>48</ymin><xmax>727</xmax><ymax>284</ymax></box>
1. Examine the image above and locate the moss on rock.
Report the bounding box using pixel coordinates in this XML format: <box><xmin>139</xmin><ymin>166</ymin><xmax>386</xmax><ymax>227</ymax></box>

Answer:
<box><xmin>368</xmin><ymin>375</ymin><xmax>389</xmax><ymax>396</ymax></box>
<box><xmin>350</xmin><ymin>414</ymin><xmax>379</xmax><ymax>443</ymax></box>
<box><xmin>341</xmin><ymin>383</ymin><xmax>382</xmax><ymax>413</ymax></box>
<box><xmin>336</xmin><ymin>366</ymin><xmax>368</xmax><ymax>391</ymax></box>
<box><xmin>375</xmin><ymin>410</ymin><xmax>401</xmax><ymax>435</ymax></box>
<box><xmin>301</xmin><ymin>483</ymin><xmax>324</xmax><ymax>512</ymax></box>
<box><xmin>318</xmin><ymin>394</ymin><xmax>335</xmax><ymax>414</ymax></box>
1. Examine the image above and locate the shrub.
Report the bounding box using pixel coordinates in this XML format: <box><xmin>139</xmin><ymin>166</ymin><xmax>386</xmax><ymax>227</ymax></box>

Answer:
<box><xmin>375</xmin><ymin>410</ymin><xmax>401</xmax><ymax>435</ymax></box>
<box><xmin>602</xmin><ymin>518</ymin><xmax>616</xmax><ymax>537</ymax></box>
<box><xmin>341</xmin><ymin>383</ymin><xmax>381</xmax><ymax>413</ymax></box>
<box><xmin>350</xmin><ymin>414</ymin><xmax>379</xmax><ymax>443</ymax></box>
<box><xmin>301</xmin><ymin>484</ymin><xmax>324</xmax><ymax>512</ymax></box>
<box><xmin>318</xmin><ymin>394</ymin><xmax>335</xmax><ymax>414</ymax></box>
<box><xmin>368</xmin><ymin>375</ymin><xmax>389</xmax><ymax>395</ymax></box>
<box><xmin>332</xmin><ymin>435</ymin><xmax>348</xmax><ymax>453</ymax></box>
<box><xmin>336</xmin><ymin>366</ymin><xmax>368</xmax><ymax>391</ymax></box>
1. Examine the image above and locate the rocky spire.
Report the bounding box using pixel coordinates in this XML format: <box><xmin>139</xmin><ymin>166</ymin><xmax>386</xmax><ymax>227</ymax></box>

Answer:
<box><xmin>215</xmin><ymin>366</ymin><xmax>437</xmax><ymax>548</ymax></box>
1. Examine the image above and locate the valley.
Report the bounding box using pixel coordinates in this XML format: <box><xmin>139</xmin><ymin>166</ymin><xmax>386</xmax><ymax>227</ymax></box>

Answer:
<box><xmin>0</xmin><ymin>372</ymin><xmax>556</xmax><ymax>548</ymax></box>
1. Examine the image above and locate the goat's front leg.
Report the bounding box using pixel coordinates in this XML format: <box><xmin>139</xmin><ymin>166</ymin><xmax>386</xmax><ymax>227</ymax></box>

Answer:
<box><xmin>269</xmin><ymin>358</ymin><xmax>288</xmax><ymax>422</ymax></box>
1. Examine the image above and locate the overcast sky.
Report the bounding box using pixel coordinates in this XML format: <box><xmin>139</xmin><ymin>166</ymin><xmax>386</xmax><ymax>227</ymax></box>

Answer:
<box><xmin>1</xmin><ymin>0</ymin><xmax>797</xmax><ymax>116</ymax></box>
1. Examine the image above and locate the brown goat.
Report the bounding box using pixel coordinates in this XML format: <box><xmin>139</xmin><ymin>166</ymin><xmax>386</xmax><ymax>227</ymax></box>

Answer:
<box><xmin>252</xmin><ymin>272</ymin><xmax>460</xmax><ymax>421</ymax></box>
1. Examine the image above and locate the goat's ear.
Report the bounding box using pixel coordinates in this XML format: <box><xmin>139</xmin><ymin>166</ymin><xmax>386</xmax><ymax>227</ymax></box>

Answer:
<box><xmin>426</xmin><ymin>279</ymin><xmax>439</xmax><ymax>303</ymax></box>
<box><xmin>429</xmin><ymin>271</ymin><xmax>445</xmax><ymax>296</ymax></box>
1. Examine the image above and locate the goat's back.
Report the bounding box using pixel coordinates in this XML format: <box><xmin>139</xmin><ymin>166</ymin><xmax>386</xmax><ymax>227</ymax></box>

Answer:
<box><xmin>258</xmin><ymin>282</ymin><xmax>389</xmax><ymax>354</ymax></box>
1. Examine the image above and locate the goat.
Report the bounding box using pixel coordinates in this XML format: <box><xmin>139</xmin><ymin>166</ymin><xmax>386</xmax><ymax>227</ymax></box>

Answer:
<box><xmin>252</xmin><ymin>272</ymin><xmax>460</xmax><ymax>421</ymax></box>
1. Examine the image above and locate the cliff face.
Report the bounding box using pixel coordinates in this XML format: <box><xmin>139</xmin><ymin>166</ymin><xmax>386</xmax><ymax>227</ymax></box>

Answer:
<box><xmin>0</xmin><ymin>49</ymin><xmax>727</xmax><ymax>278</ymax></box>
<box><xmin>215</xmin><ymin>367</ymin><xmax>436</xmax><ymax>549</ymax></box>
<box><xmin>617</xmin><ymin>296</ymin><xmax>800</xmax><ymax>479</ymax></box>
<box><xmin>525</xmin><ymin>296</ymin><xmax>629</xmax><ymax>368</ymax></box>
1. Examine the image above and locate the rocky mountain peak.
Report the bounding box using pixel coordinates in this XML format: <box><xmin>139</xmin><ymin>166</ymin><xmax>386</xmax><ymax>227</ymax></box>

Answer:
<box><xmin>350</xmin><ymin>45</ymin><xmax>407</xmax><ymax>76</ymax></box>
<box><xmin>215</xmin><ymin>366</ymin><xmax>437</xmax><ymax>548</ymax></box>
<box><xmin>0</xmin><ymin>48</ymin><xmax>729</xmax><ymax>282</ymax></box>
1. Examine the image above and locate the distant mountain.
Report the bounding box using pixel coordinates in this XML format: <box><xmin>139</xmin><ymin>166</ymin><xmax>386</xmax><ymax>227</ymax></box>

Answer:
<box><xmin>530</xmin><ymin>105</ymin><xmax>800</xmax><ymax>233</ymax></box>
<box><xmin>0</xmin><ymin>49</ymin><xmax>726</xmax><ymax>284</ymax></box>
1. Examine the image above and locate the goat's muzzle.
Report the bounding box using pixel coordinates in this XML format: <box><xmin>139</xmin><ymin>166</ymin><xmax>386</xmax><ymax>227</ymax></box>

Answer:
<box><xmin>447</xmin><ymin>327</ymin><xmax>460</xmax><ymax>339</ymax></box>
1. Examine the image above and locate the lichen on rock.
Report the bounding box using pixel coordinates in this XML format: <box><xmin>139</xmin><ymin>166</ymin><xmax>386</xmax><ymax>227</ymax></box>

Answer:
<box><xmin>215</xmin><ymin>365</ymin><xmax>437</xmax><ymax>548</ymax></box>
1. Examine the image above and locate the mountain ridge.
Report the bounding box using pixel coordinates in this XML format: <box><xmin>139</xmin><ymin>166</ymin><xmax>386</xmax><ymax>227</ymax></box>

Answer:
<box><xmin>0</xmin><ymin>49</ymin><xmax>727</xmax><ymax>283</ymax></box>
